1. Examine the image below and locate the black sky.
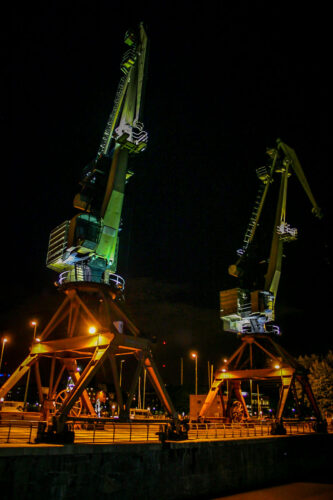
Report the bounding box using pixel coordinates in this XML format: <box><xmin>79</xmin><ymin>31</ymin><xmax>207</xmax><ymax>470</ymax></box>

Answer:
<box><xmin>3</xmin><ymin>2</ymin><xmax>332</xmax><ymax>376</ymax></box>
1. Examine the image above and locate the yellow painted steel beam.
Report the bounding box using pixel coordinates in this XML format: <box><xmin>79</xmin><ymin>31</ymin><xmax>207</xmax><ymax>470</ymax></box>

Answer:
<box><xmin>107</xmin><ymin>351</ymin><xmax>124</xmax><ymax>411</ymax></box>
<box><xmin>264</xmin><ymin>170</ymin><xmax>285</xmax><ymax>296</ymax></box>
<box><xmin>56</xmin><ymin>345</ymin><xmax>110</xmax><ymax>428</ymax></box>
<box><xmin>144</xmin><ymin>354</ymin><xmax>177</xmax><ymax>418</ymax></box>
<box><xmin>295</xmin><ymin>374</ymin><xmax>323</xmax><ymax>420</ymax></box>
<box><xmin>0</xmin><ymin>353</ymin><xmax>39</xmax><ymax>400</ymax></box>
<box><xmin>38</xmin><ymin>295</ymin><xmax>70</xmax><ymax>341</ymax></box>
<box><xmin>198</xmin><ymin>378</ymin><xmax>223</xmax><ymax>418</ymax></box>
<box><xmin>34</xmin><ymin>361</ymin><xmax>44</xmax><ymax>404</ymax></box>
<box><xmin>31</xmin><ymin>333</ymin><xmax>115</xmax><ymax>354</ymax></box>
<box><xmin>276</xmin><ymin>374</ymin><xmax>293</xmax><ymax>420</ymax></box>
<box><xmin>125</xmin><ymin>355</ymin><xmax>144</xmax><ymax>413</ymax></box>
<box><xmin>68</xmin><ymin>290</ymin><xmax>104</xmax><ymax>331</ymax></box>
<box><xmin>72</xmin><ymin>368</ymin><xmax>96</xmax><ymax>416</ymax></box>
<box><xmin>232</xmin><ymin>380</ymin><xmax>250</xmax><ymax>419</ymax></box>
<box><xmin>214</xmin><ymin>367</ymin><xmax>295</xmax><ymax>381</ymax></box>
<box><xmin>115</xmin><ymin>333</ymin><xmax>152</xmax><ymax>351</ymax></box>
<box><xmin>252</xmin><ymin>338</ymin><xmax>282</xmax><ymax>363</ymax></box>
<box><xmin>107</xmin><ymin>293</ymin><xmax>140</xmax><ymax>336</ymax></box>
<box><xmin>278</xmin><ymin>140</ymin><xmax>322</xmax><ymax>218</ymax></box>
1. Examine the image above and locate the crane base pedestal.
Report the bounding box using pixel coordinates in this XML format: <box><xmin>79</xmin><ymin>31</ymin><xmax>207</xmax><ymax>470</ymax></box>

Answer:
<box><xmin>0</xmin><ymin>282</ymin><xmax>177</xmax><ymax>439</ymax></box>
<box><xmin>199</xmin><ymin>333</ymin><xmax>325</xmax><ymax>431</ymax></box>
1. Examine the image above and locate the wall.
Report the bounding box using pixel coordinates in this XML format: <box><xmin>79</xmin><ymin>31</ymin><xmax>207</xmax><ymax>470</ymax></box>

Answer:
<box><xmin>0</xmin><ymin>434</ymin><xmax>331</xmax><ymax>499</ymax></box>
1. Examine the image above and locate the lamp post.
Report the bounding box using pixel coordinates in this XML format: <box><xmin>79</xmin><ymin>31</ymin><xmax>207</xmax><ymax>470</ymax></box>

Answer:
<box><xmin>143</xmin><ymin>367</ymin><xmax>147</xmax><ymax>409</ymax></box>
<box><xmin>191</xmin><ymin>352</ymin><xmax>198</xmax><ymax>395</ymax></box>
<box><xmin>119</xmin><ymin>359</ymin><xmax>125</xmax><ymax>388</ymax></box>
<box><xmin>23</xmin><ymin>321</ymin><xmax>38</xmax><ymax>410</ymax></box>
<box><xmin>274</xmin><ymin>362</ymin><xmax>284</xmax><ymax>419</ymax></box>
<box><xmin>31</xmin><ymin>321</ymin><xmax>37</xmax><ymax>340</ymax></box>
<box><xmin>0</xmin><ymin>337</ymin><xmax>8</xmax><ymax>375</ymax></box>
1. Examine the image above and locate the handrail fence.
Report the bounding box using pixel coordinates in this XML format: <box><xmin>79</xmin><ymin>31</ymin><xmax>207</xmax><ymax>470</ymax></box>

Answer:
<box><xmin>0</xmin><ymin>419</ymin><xmax>324</xmax><ymax>445</ymax></box>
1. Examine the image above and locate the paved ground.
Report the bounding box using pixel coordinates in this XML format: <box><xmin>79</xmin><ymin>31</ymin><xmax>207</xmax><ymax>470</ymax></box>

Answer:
<box><xmin>214</xmin><ymin>482</ymin><xmax>333</xmax><ymax>499</ymax></box>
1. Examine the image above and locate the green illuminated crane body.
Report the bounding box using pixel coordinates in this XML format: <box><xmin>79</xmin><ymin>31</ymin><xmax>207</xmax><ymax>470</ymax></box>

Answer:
<box><xmin>46</xmin><ymin>24</ymin><xmax>148</xmax><ymax>288</ymax></box>
<box><xmin>221</xmin><ymin>139</ymin><xmax>322</xmax><ymax>335</ymax></box>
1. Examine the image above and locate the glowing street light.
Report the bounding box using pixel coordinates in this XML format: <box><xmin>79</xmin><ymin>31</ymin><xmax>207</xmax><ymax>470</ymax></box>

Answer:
<box><xmin>88</xmin><ymin>326</ymin><xmax>101</xmax><ymax>350</ymax></box>
<box><xmin>31</xmin><ymin>321</ymin><xmax>37</xmax><ymax>340</ymax></box>
<box><xmin>222</xmin><ymin>357</ymin><xmax>228</xmax><ymax>373</ymax></box>
<box><xmin>191</xmin><ymin>352</ymin><xmax>198</xmax><ymax>395</ymax></box>
<box><xmin>0</xmin><ymin>337</ymin><xmax>8</xmax><ymax>375</ymax></box>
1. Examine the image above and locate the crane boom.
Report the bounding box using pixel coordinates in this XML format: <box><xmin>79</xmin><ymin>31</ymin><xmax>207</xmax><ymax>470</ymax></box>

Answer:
<box><xmin>264</xmin><ymin>139</ymin><xmax>321</xmax><ymax>298</ymax></box>
<box><xmin>46</xmin><ymin>24</ymin><xmax>148</xmax><ymax>290</ymax></box>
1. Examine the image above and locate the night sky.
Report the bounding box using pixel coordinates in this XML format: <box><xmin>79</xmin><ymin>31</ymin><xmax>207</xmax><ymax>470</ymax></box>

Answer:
<box><xmin>3</xmin><ymin>3</ymin><xmax>331</xmax><ymax>387</ymax></box>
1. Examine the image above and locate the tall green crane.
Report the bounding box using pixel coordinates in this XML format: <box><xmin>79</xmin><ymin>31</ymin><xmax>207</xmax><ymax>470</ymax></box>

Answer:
<box><xmin>46</xmin><ymin>23</ymin><xmax>148</xmax><ymax>290</ymax></box>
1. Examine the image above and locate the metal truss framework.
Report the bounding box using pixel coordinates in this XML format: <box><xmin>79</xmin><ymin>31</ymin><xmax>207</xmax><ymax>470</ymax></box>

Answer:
<box><xmin>199</xmin><ymin>334</ymin><xmax>322</xmax><ymax>422</ymax></box>
<box><xmin>0</xmin><ymin>283</ymin><xmax>177</xmax><ymax>432</ymax></box>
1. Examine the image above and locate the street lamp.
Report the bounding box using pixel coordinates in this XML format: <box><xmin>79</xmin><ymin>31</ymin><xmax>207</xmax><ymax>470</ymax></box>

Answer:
<box><xmin>191</xmin><ymin>352</ymin><xmax>198</xmax><ymax>395</ymax></box>
<box><xmin>0</xmin><ymin>337</ymin><xmax>8</xmax><ymax>375</ymax></box>
<box><xmin>23</xmin><ymin>321</ymin><xmax>38</xmax><ymax>411</ymax></box>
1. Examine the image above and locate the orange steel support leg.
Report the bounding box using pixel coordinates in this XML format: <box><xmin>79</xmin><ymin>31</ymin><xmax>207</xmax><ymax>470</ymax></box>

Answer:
<box><xmin>144</xmin><ymin>353</ymin><xmax>177</xmax><ymax>418</ymax></box>
<box><xmin>0</xmin><ymin>353</ymin><xmax>40</xmax><ymax>401</ymax></box>
<box><xmin>232</xmin><ymin>380</ymin><xmax>250</xmax><ymax>419</ymax></box>
<box><xmin>107</xmin><ymin>351</ymin><xmax>124</xmax><ymax>414</ymax></box>
<box><xmin>276</xmin><ymin>372</ymin><xmax>293</xmax><ymax>420</ymax></box>
<box><xmin>1</xmin><ymin>283</ymin><xmax>177</xmax><ymax>437</ymax></box>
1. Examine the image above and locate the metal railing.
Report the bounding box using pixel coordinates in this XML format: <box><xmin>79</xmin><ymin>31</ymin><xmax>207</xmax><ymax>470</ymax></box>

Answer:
<box><xmin>73</xmin><ymin>421</ymin><xmax>162</xmax><ymax>444</ymax></box>
<box><xmin>0</xmin><ymin>420</ymin><xmax>164</xmax><ymax>445</ymax></box>
<box><xmin>0</xmin><ymin>419</ymin><xmax>326</xmax><ymax>445</ymax></box>
<box><xmin>58</xmin><ymin>267</ymin><xmax>125</xmax><ymax>291</ymax></box>
<box><xmin>187</xmin><ymin>421</ymin><xmax>317</xmax><ymax>440</ymax></box>
<box><xmin>0</xmin><ymin>421</ymin><xmax>39</xmax><ymax>444</ymax></box>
